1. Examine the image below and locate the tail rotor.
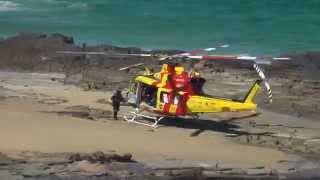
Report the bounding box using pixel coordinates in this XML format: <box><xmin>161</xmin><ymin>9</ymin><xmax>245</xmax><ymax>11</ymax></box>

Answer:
<box><xmin>253</xmin><ymin>63</ymin><xmax>273</xmax><ymax>103</ymax></box>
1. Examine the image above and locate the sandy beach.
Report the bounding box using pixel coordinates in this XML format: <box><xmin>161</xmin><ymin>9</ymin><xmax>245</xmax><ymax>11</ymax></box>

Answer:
<box><xmin>0</xmin><ymin>71</ymin><xmax>289</xmax><ymax>167</ymax></box>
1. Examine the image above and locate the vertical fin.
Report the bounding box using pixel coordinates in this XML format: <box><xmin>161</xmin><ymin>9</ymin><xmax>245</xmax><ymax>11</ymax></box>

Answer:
<box><xmin>243</xmin><ymin>80</ymin><xmax>262</xmax><ymax>104</ymax></box>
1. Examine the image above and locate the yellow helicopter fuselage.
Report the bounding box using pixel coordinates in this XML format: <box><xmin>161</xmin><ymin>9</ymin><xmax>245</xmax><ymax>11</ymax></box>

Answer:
<box><xmin>127</xmin><ymin>64</ymin><xmax>262</xmax><ymax>116</ymax></box>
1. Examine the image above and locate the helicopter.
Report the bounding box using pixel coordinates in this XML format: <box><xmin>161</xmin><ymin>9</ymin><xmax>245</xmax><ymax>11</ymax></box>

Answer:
<box><xmin>57</xmin><ymin>45</ymin><xmax>290</xmax><ymax>128</ymax></box>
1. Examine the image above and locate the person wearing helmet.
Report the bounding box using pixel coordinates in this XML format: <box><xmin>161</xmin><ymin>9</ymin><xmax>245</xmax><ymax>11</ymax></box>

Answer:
<box><xmin>111</xmin><ymin>89</ymin><xmax>125</xmax><ymax>120</ymax></box>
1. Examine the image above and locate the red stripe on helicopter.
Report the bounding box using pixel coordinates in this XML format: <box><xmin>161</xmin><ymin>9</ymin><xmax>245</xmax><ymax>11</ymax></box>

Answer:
<box><xmin>163</xmin><ymin>93</ymin><xmax>173</xmax><ymax>114</ymax></box>
<box><xmin>175</xmin><ymin>94</ymin><xmax>188</xmax><ymax>116</ymax></box>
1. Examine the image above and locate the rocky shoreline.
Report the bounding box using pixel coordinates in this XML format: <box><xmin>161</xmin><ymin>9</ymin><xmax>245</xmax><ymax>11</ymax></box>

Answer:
<box><xmin>0</xmin><ymin>151</ymin><xmax>291</xmax><ymax>180</ymax></box>
<box><xmin>0</xmin><ymin>33</ymin><xmax>320</xmax><ymax>179</ymax></box>
<box><xmin>1</xmin><ymin>32</ymin><xmax>319</xmax><ymax>81</ymax></box>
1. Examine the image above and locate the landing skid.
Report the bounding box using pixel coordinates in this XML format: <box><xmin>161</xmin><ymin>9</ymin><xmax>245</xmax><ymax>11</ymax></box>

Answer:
<box><xmin>124</xmin><ymin>111</ymin><xmax>164</xmax><ymax>128</ymax></box>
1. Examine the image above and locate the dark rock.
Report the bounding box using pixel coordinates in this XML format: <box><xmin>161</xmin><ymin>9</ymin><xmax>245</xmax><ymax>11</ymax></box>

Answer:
<box><xmin>164</xmin><ymin>167</ymin><xmax>203</xmax><ymax>179</ymax></box>
<box><xmin>51</xmin><ymin>33</ymin><xmax>74</xmax><ymax>44</ymax></box>
<box><xmin>106</xmin><ymin>153</ymin><xmax>133</xmax><ymax>163</ymax></box>
<box><xmin>17</xmin><ymin>32</ymin><xmax>47</xmax><ymax>39</ymax></box>
<box><xmin>90</xmin><ymin>151</ymin><xmax>107</xmax><ymax>162</ymax></box>
<box><xmin>0</xmin><ymin>33</ymin><xmax>79</xmax><ymax>72</ymax></box>
<box><xmin>68</xmin><ymin>152</ymin><xmax>134</xmax><ymax>163</ymax></box>
<box><xmin>68</xmin><ymin>153</ymin><xmax>82</xmax><ymax>162</ymax></box>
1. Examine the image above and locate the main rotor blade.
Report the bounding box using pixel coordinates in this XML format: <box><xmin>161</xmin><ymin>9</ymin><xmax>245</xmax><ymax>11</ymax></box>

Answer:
<box><xmin>119</xmin><ymin>63</ymin><xmax>145</xmax><ymax>71</ymax></box>
<box><xmin>57</xmin><ymin>51</ymin><xmax>153</xmax><ymax>57</ymax></box>
<box><xmin>157</xmin><ymin>44</ymin><xmax>230</xmax><ymax>62</ymax></box>
<box><xmin>56</xmin><ymin>51</ymin><xmax>107</xmax><ymax>55</ymax></box>
<box><xmin>186</xmin><ymin>55</ymin><xmax>290</xmax><ymax>65</ymax></box>
<box><xmin>189</xmin><ymin>44</ymin><xmax>230</xmax><ymax>55</ymax></box>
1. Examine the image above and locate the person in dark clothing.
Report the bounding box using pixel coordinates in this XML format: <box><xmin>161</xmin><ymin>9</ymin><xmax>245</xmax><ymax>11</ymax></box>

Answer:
<box><xmin>111</xmin><ymin>90</ymin><xmax>125</xmax><ymax>120</ymax></box>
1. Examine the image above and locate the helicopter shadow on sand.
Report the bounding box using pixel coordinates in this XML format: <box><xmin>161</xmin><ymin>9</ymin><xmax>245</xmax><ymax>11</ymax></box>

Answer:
<box><xmin>155</xmin><ymin>113</ymin><xmax>264</xmax><ymax>137</ymax></box>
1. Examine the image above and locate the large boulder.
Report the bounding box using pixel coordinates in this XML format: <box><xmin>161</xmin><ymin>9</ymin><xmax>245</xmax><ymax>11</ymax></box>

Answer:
<box><xmin>0</xmin><ymin>32</ymin><xmax>79</xmax><ymax>71</ymax></box>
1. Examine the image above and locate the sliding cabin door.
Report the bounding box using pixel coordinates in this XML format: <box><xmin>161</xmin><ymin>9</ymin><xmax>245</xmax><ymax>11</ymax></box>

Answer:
<box><xmin>157</xmin><ymin>88</ymin><xmax>186</xmax><ymax>115</ymax></box>
<box><xmin>127</xmin><ymin>82</ymin><xmax>142</xmax><ymax>107</ymax></box>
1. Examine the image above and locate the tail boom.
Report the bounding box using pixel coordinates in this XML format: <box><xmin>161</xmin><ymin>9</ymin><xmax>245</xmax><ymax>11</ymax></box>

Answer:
<box><xmin>186</xmin><ymin>80</ymin><xmax>263</xmax><ymax>114</ymax></box>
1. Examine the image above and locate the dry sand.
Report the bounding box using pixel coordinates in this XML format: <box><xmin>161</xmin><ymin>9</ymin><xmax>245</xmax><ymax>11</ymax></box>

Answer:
<box><xmin>0</xmin><ymin>71</ymin><xmax>290</xmax><ymax>169</ymax></box>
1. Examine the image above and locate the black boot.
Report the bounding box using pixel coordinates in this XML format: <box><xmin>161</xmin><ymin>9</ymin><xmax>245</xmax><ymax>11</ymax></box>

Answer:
<box><xmin>113</xmin><ymin>111</ymin><xmax>118</xmax><ymax>120</ymax></box>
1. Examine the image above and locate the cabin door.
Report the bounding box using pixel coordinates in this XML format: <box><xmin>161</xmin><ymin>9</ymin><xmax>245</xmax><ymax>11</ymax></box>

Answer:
<box><xmin>140</xmin><ymin>85</ymin><xmax>157</xmax><ymax>107</ymax></box>
<box><xmin>157</xmin><ymin>89</ymin><xmax>186</xmax><ymax>115</ymax></box>
<box><xmin>127</xmin><ymin>81</ymin><xmax>142</xmax><ymax>107</ymax></box>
